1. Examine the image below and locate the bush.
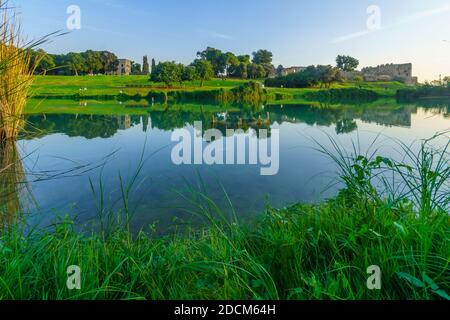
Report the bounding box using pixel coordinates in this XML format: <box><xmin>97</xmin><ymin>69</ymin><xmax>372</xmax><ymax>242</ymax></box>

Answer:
<box><xmin>397</xmin><ymin>85</ymin><xmax>450</xmax><ymax>101</ymax></box>
<box><xmin>304</xmin><ymin>88</ymin><xmax>379</xmax><ymax>103</ymax></box>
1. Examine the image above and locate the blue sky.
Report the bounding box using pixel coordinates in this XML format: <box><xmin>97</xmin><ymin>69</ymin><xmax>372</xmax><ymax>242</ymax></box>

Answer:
<box><xmin>13</xmin><ymin>0</ymin><xmax>450</xmax><ymax>81</ymax></box>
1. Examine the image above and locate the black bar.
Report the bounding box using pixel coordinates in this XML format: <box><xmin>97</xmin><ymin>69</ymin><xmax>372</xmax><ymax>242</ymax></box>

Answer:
<box><xmin>0</xmin><ymin>300</ymin><xmax>445</xmax><ymax>319</ymax></box>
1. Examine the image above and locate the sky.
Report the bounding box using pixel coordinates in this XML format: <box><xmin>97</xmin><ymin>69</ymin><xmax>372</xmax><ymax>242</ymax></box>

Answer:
<box><xmin>12</xmin><ymin>0</ymin><xmax>450</xmax><ymax>81</ymax></box>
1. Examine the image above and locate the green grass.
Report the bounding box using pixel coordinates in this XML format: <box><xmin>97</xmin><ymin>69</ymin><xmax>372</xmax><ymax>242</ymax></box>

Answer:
<box><xmin>30</xmin><ymin>75</ymin><xmax>408</xmax><ymax>102</ymax></box>
<box><xmin>266</xmin><ymin>81</ymin><xmax>408</xmax><ymax>100</ymax></box>
<box><xmin>0</xmin><ymin>135</ymin><xmax>448</xmax><ymax>300</ymax></box>
<box><xmin>30</xmin><ymin>75</ymin><xmax>252</xmax><ymax>98</ymax></box>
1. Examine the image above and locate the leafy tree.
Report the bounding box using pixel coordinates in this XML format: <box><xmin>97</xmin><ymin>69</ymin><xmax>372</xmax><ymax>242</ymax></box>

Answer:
<box><xmin>336</xmin><ymin>55</ymin><xmax>359</xmax><ymax>72</ymax></box>
<box><xmin>66</xmin><ymin>52</ymin><xmax>86</xmax><ymax>76</ymax></box>
<box><xmin>100</xmin><ymin>51</ymin><xmax>119</xmax><ymax>74</ymax></box>
<box><xmin>238</xmin><ymin>55</ymin><xmax>251</xmax><ymax>65</ymax></box>
<box><xmin>276</xmin><ymin>65</ymin><xmax>284</xmax><ymax>75</ymax></box>
<box><xmin>143</xmin><ymin>56</ymin><xmax>150</xmax><ymax>74</ymax></box>
<box><xmin>239</xmin><ymin>63</ymin><xmax>249</xmax><ymax>79</ymax></box>
<box><xmin>252</xmin><ymin>49</ymin><xmax>273</xmax><ymax>65</ymax></box>
<box><xmin>251</xmin><ymin>50</ymin><xmax>274</xmax><ymax>77</ymax></box>
<box><xmin>192</xmin><ymin>59</ymin><xmax>214</xmax><ymax>87</ymax></box>
<box><xmin>316</xmin><ymin>65</ymin><xmax>342</xmax><ymax>88</ymax></box>
<box><xmin>181</xmin><ymin>65</ymin><xmax>198</xmax><ymax>82</ymax></box>
<box><xmin>233</xmin><ymin>55</ymin><xmax>251</xmax><ymax>79</ymax></box>
<box><xmin>131</xmin><ymin>62</ymin><xmax>142</xmax><ymax>75</ymax></box>
<box><xmin>151</xmin><ymin>58</ymin><xmax>156</xmax><ymax>74</ymax></box>
<box><xmin>32</xmin><ymin>49</ymin><xmax>56</xmax><ymax>75</ymax></box>
<box><xmin>197</xmin><ymin>47</ymin><xmax>226</xmax><ymax>76</ymax></box>
<box><xmin>151</xmin><ymin>61</ymin><xmax>182</xmax><ymax>87</ymax></box>
<box><xmin>247</xmin><ymin>63</ymin><xmax>266</xmax><ymax>79</ymax></box>
<box><xmin>83</xmin><ymin>50</ymin><xmax>103</xmax><ymax>74</ymax></box>
<box><xmin>224</xmin><ymin>52</ymin><xmax>240</xmax><ymax>77</ymax></box>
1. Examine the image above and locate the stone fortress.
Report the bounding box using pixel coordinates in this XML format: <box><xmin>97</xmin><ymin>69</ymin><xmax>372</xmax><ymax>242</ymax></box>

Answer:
<box><xmin>359</xmin><ymin>63</ymin><xmax>418</xmax><ymax>85</ymax></box>
<box><xmin>277</xmin><ymin>63</ymin><xmax>418</xmax><ymax>85</ymax></box>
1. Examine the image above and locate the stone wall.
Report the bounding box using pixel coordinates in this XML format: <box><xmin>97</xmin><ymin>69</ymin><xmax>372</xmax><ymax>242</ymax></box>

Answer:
<box><xmin>361</xmin><ymin>63</ymin><xmax>416</xmax><ymax>84</ymax></box>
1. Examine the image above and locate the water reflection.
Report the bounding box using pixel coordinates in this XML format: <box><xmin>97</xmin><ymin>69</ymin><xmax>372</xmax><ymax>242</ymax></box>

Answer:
<box><xmin>23</xmin><ymin>101</ymin><xmax>449</xmax><ymax>139</ymax></box>
<box><xmin>0</xmin><ymin>141</ymin><xmax>24</xmax><ymax>227</ymax></box>
<box><xmin>18</xmin><ymin>99</ymin><xmax>450</xmax><ymax>232</ymax></box>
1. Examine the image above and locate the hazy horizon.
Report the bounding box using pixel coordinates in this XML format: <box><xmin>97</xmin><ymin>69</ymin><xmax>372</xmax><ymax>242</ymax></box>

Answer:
<box><xmin>13</xmin><ymin>0</ymin><xmax>450</xmax><ymax>82</ymax></box>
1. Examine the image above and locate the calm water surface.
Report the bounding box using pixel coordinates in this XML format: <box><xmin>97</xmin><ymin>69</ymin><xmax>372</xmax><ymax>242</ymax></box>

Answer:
<box><xmin>14</xmin><ymin>100</ymin><xmax>450</xmax><ymax>232</ymax></box>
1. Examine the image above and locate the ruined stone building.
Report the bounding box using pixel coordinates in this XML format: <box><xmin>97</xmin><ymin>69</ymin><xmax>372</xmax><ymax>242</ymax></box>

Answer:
<box><xmin>360</xmin><ymin>63</ymin><xmax>417</xmax><ymax>84</ymax></box>
<box><xmin>274</xmin><ymin>62</ymin><xmax>418</xmax><ymax>85</ymax></box>
<box><xmin>116</xmin><ymin>59</ymin><xmax>132</xmax><ymax>76</ymax></box>
<box><xmin>278</xmin><ymin>66</ymin><xmax>306</xmax><ymax>77</ymax></box>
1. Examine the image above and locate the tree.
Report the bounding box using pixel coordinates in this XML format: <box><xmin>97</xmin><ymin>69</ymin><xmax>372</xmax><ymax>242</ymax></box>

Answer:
<box><xmin>83</xmin><ymin>50</ymin><xmax>103</xmax><ymax>75</ymax></box>
<box><xmin>316</xmin><ymin>65</ymin><xmax>342</xmax><ymax>88</ymax></box>
<box><xmin>100</xmin><ymin>51</ymin><xmax>119</xmax><ymax>74</ymax></box>
<box><xmin>443</xmin><ymin>76</ymin><xmax>450</xmax><ymax>87</ymax></box>
<box><xmin>192</xmin><ymin>59</ymin><xmax>214</xmax><ymax>87</ymax></box>
<box><xmin>32</xmin><ymin>49</ymin><xmax>56</xmax><ymax>75</ymax></box>
<box><xmin>252</xmin><ymin>49</ymin><xmax>273</xmax><ymax>65</ymax></box>
<box><xmin>181</xmin><ymin>65</ymin><xmax>198</xmax><ymax>82</ymax></box>
<box><xmin>197</xmin><ymin>47</ymin><xmax>226</xmax><ymax>76</ymax></box>
<box><xmin>238</xmin><ymin>55</ymin><xmax>251</xmax><ymax>65</ymax></box>
<box><xmin>131</xmin><ymin>62</ymin><xmax>142</xmax><ymax>75</ymax></box>
<box><xmin>276</xmin><ymin>65</ymin><xmax>284</xmax><ymax>75</ymax></box>
<box><xmin>143</xmin><ymin>56</ymin><xmax>150</xmax><ymax>74</ymax></box>
<box><xmin>151</xmin><ymin>61</ymin><xmax>182</xmax><ymax>87</ymax></box>
<box><xmin>247</xmin><ymin>63</ymin><xmax>266</xmax><ymax>79</ymax></box>
<box><xmin>252</xmin><ymin>50</ymin><xmax>274</xmax><ymax>77</ymax></box>
<box><xmin>151</xmin><ymin>58</ymin><xmax>156</xmax><ymax>74</ymax></box>
<box><xmin>234</xmin><ymin>55</ymin><xmax>251</xmax><ymax>79</ymax></box>
<box><xmin>66</xmin><ymin>52</ymin><xmax>86</xmax><ymax>76</ymax></box>
<box><xmin>336</xmin><ymin>55</ymin><xmax>359</xmax><ymax>72</ymax></box>
<box><xmin>224</xmin><ymin>52</ymin><xmax>240</xmax><ymax>77</ymax></box>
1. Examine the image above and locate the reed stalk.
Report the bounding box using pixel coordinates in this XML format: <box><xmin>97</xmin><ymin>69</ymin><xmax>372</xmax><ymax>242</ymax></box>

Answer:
<box><xmin>0</xmin><ymin>1</ymin><xmax>38</xmax><ymax>143</ymax></box>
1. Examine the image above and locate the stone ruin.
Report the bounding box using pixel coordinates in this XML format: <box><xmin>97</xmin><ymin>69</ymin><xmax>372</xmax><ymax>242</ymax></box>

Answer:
<box><xmin>275</xmin><ymin>63</ymin><xmax>418</xmax><ymax>85</ymax></box>
<box><xmin>361</xmin><ymin>63</ymin><xmax>417</xmax><ymax>84</ymax></box>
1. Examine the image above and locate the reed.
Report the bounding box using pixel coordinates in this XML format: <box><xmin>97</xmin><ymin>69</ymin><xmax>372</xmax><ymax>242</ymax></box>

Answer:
<box><xmin>0</xmin><ymin>1</ymin><xmax>38</xmax><ymax>143</ymax></box>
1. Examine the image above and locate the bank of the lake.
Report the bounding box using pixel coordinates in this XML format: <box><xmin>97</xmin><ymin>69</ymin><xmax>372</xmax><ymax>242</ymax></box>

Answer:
<box><xmin>0</xmin><ymin>178</ymin><xmax>448</xmax><ymax>300</ymax></box>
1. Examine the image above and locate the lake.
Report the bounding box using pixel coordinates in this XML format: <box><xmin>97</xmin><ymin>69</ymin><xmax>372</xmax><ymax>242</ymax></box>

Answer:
<box><xmin>11</xmin><ymin>99</ymin><xmax>450</xmax><ymax>233</ymax></box>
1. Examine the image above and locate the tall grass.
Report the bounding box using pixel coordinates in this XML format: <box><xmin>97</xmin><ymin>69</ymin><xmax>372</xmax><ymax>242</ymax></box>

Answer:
<box><xmin>0</xmin><ymin>136</ymin><xmax>448</xmax><ymax>300</ymax></box>
<box><xmin>0</xmin><ymin>1</ymin><xmax>38</xmax><ymax>142</ymax></box>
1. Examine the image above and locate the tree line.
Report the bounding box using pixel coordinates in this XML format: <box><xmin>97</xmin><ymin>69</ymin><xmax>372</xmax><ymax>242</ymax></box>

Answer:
<box><xmin>31</xmin><ymin>46</ymin><xmax>363</xmax><ymax>90</ymax></box>
<box><xmin>149</xmin><ymin>47</ymin><xmax>276</xmax><ymax>87</ymax></box>
<box><xmin>31</xmin><ymin>49</ymin><xmax>150</xmax><ymax>76</ymax></box>
<box><xmin>31</xmin><ymin>46</ymin><xmax>276</xmax><ymax>82</ymax></box>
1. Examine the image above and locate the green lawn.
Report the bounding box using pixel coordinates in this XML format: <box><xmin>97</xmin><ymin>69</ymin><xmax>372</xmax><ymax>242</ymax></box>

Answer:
<box><xmin>30</xmin><ymin>75</ymin><xmax>408</xmax><ymax>100</ymax></box>
<box><xmin>31</xmin><ymin>75</ymin><xmax>252</xmax><ymax>98</ymax></box>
